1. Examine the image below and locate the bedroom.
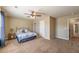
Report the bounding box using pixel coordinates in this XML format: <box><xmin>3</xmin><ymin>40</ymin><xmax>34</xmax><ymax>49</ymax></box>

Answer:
<box><xmin>0</xmin><ymin>6</ymin><xmax>79</xmax><ymax>53</ymax></box>
<box><xmin>2</xmin><ymin>6</ymin><xmax>56</xmax><ymax>42</ymax></box>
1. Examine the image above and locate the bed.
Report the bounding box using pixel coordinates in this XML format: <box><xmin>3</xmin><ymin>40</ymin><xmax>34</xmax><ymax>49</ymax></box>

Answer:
<box><xmin>16</xmin><ymin>27</ymin><xmax>37</xmax><ymax>43</ymax></box>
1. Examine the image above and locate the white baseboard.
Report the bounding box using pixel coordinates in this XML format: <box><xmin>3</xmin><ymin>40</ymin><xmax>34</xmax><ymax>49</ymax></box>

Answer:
<box><xmin>56</xmin><ymin>36</ymin><xmax>69</xmax><ymax>40</ymax></box>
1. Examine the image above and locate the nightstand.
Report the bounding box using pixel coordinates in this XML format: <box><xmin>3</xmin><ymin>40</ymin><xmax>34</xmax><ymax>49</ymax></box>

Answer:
<box><xmin>8</xmin><ymin>33</ymin><xmax>16</xmax><ymax>40</ymax></box>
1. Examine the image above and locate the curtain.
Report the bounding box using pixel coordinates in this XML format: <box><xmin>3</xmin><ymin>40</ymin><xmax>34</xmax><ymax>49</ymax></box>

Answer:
<box><xmin>0</xmin><ymin>11</ymin><xmax>5</xmax><ymax>47</ymax></box>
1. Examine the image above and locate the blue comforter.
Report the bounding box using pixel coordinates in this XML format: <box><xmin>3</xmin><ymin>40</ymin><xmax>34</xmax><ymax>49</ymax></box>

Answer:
<box><xmin>16</xmin><ymin>32</ymin><xmax>37</xmax><ymax>42</ymax></box>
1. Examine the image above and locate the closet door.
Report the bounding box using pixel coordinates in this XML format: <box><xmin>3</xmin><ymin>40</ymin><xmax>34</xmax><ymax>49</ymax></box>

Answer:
<box><xmin>0</xmin><ymin>11</ymin><xmax>5</xmax><ymax>47</ymax></box>
<box><xmin>39</xmin><ymin>20</ymin><xmax>46</xmax><ymax>38</ymax></box>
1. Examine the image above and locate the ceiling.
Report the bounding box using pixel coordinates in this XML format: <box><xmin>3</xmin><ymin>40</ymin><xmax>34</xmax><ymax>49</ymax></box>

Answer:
<box><xmin>2</xmin><ymin>6</ymin><xmax>79</xmax><ymax>19</ymax></box>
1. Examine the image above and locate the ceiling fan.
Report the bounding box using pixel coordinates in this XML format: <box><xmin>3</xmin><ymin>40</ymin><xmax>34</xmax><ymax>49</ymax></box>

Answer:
<box><xmin>24</xmin><ymin>10</ymin><xmax>45</xmax><ymax>18</ymax></box>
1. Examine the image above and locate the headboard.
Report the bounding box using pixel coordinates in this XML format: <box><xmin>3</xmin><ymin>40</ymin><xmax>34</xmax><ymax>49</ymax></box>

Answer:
<box><xmin>16</xmin><ymin>27</ymin><xmax>29</xmax><ymax>33</ymax></box>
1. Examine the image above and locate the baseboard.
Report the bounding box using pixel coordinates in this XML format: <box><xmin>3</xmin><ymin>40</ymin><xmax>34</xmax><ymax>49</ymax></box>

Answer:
<box><xmin>56</xmin><ymin>37</ymin><xmax>69</xmax><ymax>40</ymax></box>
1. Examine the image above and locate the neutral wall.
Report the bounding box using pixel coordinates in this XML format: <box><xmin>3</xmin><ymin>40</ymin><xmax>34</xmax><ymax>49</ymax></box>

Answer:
<box><xmin>56</xmin><ymin>14</ymin><xmax>79</xmax><ymax>40</ymax></box>
<box><xmin>5</xmin><ymin>16</ymin><xmax>10</xmax><ymax>37</ymax></box>
<box><xmin>9</xmin><ymin>17</ymin><xmax>33</xmax><ymax>31</ymax></box>
<box><xmin>5</xmin><ymin>16</ymin><xmax>33</xmax><ymax>38</ymax></box>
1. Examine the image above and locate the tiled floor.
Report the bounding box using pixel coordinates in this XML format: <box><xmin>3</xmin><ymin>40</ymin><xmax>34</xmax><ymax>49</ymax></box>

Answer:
<box><xmin>0</xmin><ymin>38</ymin><xmax>79</xmax><ymax>53</ymax></box>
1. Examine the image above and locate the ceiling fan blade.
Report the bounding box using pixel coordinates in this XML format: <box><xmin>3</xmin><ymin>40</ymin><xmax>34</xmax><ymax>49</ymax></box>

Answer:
<box><xmin>26</xmin><ymin>15</ymin><xmax>31</xmax><ymax>17</ymax></box>
<box><xmin>36</xmin><ymin>12</ymin><xmax>45</xmax><ymax>15</ymax></box>
<box><xmin>27</xmin><ymin>16</ymin><xmax>30</xmax><ymax>17</ymax></box>
<box><xmin>29</xmin><ymin>10</ymin><xmax>45</xmax><ymax>14</ymax></box>
<box><xmin>24</xmin><ymin>13</ymin><xmax>31</xmax><ymax>15</ymax></box>
<box><xmin>28</xmin><ymin>10</ymin><xmax>32</xmax><ymax>12</ymax></box>
<box><xmin>28</xmin><ymin>10</ymin><xmax>35</xmax><ymax>13</ymax></box>
<box><xmin>31</xmin><ymin>15</ymin><xmax>41</xmax><ymax>17</ymax></box>
<box><xmin>36</xmin><ymin>15</ymin><xmax>42</xmax><ymax>17</ymax></box>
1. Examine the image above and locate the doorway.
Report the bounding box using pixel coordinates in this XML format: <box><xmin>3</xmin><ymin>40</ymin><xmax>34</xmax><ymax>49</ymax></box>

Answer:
<box><xmin>69</xmin><ymin>18</ymin><xmax>79</xmax><ymax>40</ymax></box>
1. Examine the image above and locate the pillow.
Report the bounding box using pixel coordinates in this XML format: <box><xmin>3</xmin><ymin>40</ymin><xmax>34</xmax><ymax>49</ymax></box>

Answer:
<box><xmin>22</xmin><ymin>29</ymin><xmax>26</xmax><ymax>33</ymax></box>
<box><xmin>16</xmin><ymin>27</ymin><xmax>29</xmax><ymax>34</ymax></box>
<box><xmin>19</xmin><ymin>29</ymin><xmax>23</xmax><ymax>32</ymax></box>
<box><xmin>25</xmin><ymin>29</ymin><xmax>28</xmax><ymax>32</ymax></box>
<box><xmin>16</xmin><ymin>28</ymin><xmax>23</xmax><ymax>34</ymax></box>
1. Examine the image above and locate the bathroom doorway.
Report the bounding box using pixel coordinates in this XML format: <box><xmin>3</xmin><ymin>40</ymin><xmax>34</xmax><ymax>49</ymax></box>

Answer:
<box><xmin>69</xmin><ymin>18</ymin><xmax>79</xmax><ymax>40</ymax></box>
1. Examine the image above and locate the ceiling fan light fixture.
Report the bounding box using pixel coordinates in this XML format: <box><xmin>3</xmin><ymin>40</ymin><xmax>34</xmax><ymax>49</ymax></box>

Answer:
<box><xmin>33</xmin><ymin>12</ymin><xmax>36</xmax><ymax>16</ymax></box>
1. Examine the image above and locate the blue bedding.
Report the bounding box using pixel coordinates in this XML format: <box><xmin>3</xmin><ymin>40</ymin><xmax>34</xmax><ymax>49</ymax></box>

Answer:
<box><xmin>16</xmin><ymin>32</ymin><xmax>37</xmax><ymax>43</ymax></box>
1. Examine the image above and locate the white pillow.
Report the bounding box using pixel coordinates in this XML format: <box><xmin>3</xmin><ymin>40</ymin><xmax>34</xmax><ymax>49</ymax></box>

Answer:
<box><xmin>19</xmin><ymin>29</ymin><xmax>23</xmax><ymax>33</ymax></box>
<box><xmin>25</xmin><ymin>29</ymin><xmax>28</xmax><ymax>32</ymax></box>
<box><xmin>16</xmin><ymin>29</ymin><xmax>22</xmax><ymax>34</ymax></box>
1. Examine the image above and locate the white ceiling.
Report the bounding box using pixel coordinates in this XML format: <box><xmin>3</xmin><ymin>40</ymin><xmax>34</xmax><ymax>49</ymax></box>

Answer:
<box><xmin>3</xmin><ymin>6</ymin><xmax>79</xmax><ymax>19</ymax></box>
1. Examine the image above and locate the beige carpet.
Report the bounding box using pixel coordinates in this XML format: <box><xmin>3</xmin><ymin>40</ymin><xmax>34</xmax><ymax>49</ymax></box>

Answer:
<box><xmin>0</xmin><ymin>38</ymin><xmax>79</xmax><ymax>53</ymax></box>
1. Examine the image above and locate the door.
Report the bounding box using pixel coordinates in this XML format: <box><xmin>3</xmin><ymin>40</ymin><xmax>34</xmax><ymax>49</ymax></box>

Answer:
<box><xmin>39</xmin><ymin>20</ymin><xmax>46</xmax><ymax>38</ymax></box>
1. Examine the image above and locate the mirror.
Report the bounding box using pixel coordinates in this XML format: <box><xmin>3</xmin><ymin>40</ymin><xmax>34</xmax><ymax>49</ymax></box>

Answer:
<box><xmin>73</xmin><ymin>22</ymin><xmax>79</xmax><ymax>37</ymax></box>
<box><xmin>75</xmin><ymin>24</ymin><xmax>79</xmax><ymax>33</ymax></box>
